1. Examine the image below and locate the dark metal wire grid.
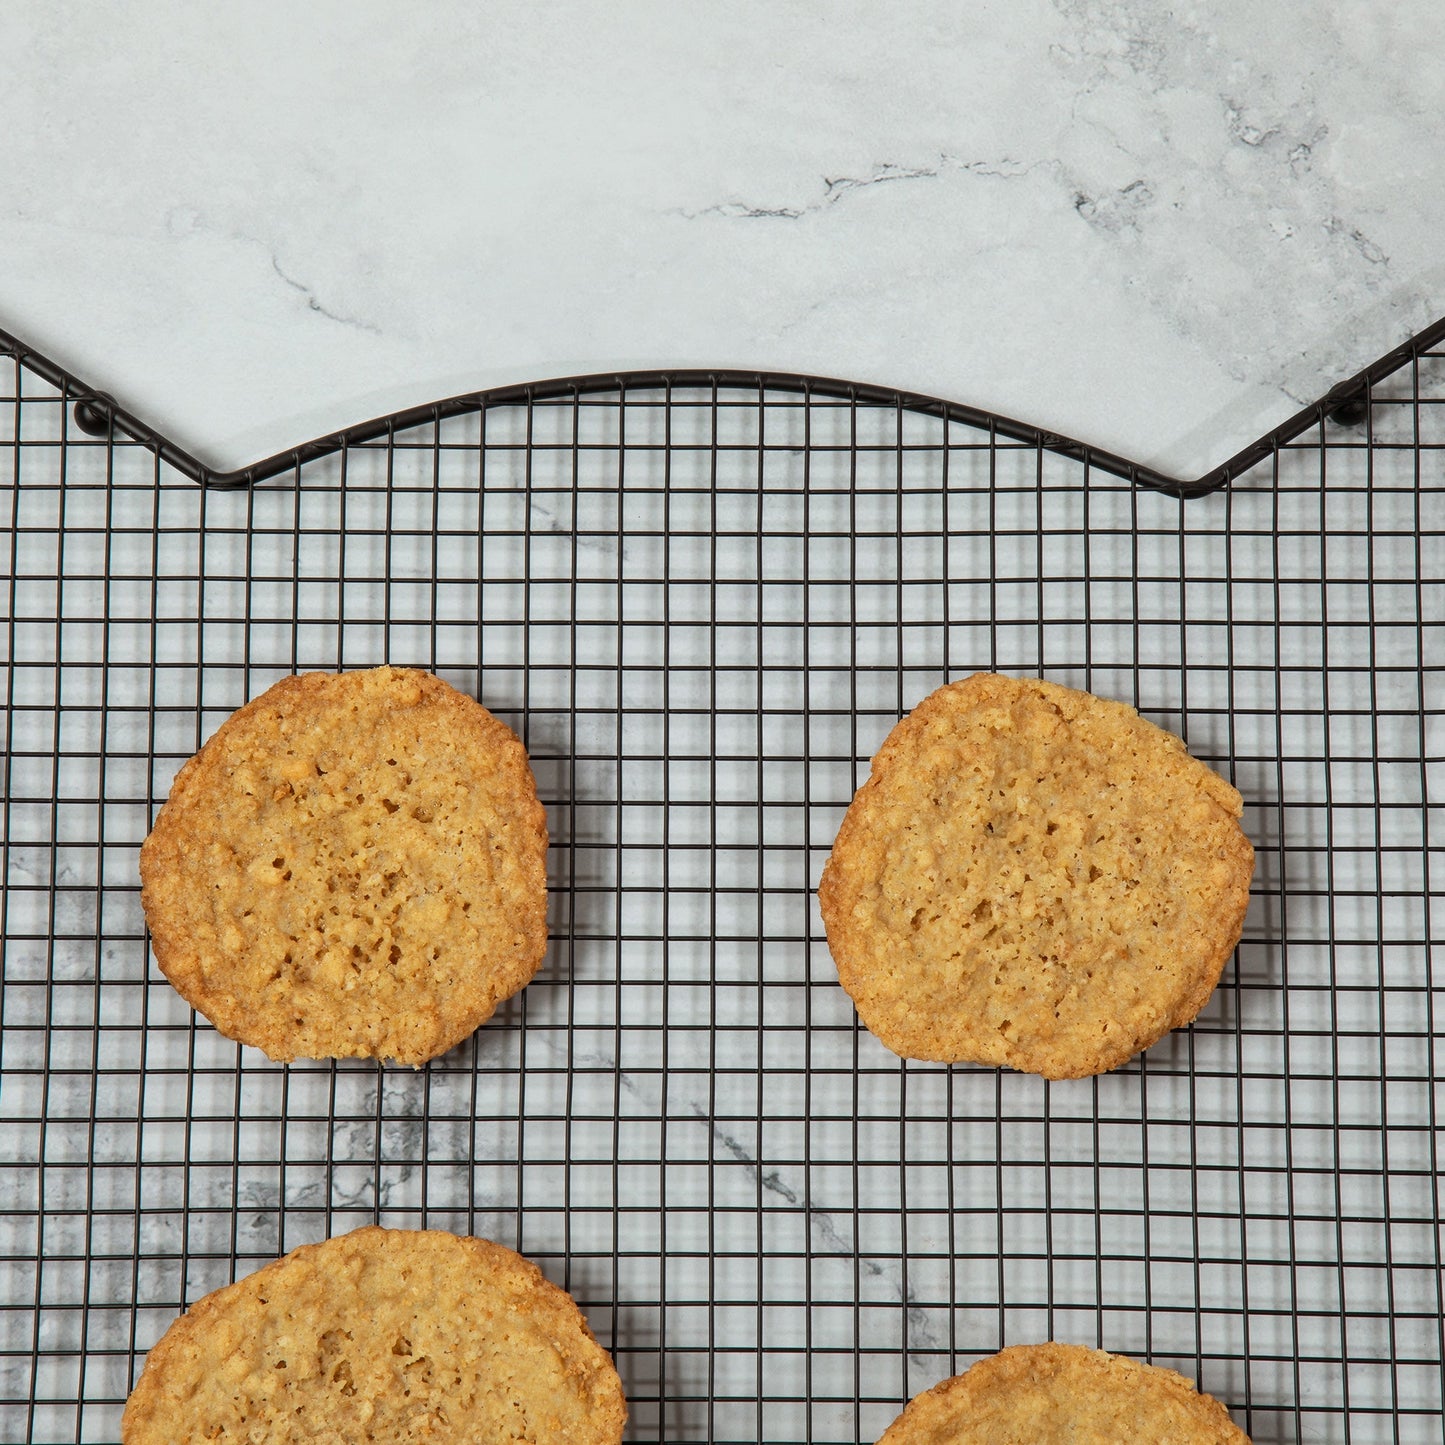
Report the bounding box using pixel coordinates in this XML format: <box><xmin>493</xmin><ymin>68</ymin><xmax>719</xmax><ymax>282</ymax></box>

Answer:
<box><xmin>0</xmin><ymin>335</ymin><xmax>1442</xmax><ymax>1443</ymax></box>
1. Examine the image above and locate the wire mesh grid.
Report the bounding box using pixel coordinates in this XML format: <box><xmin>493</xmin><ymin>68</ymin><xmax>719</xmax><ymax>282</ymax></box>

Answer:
<box><xmin>0</xmin><ymin>345</ymin><xmax>1442</xmax><ymax>1444</ymax></box>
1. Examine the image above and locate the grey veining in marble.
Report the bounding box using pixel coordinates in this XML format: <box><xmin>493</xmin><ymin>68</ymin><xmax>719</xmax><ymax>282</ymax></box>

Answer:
<box><xmin>2</xmin><ymin>1</ymin><xmax>1440</xmax><ymax>478</ymax></box>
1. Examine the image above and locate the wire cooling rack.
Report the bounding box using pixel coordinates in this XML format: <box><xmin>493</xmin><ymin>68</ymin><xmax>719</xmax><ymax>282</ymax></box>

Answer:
<box><xmin>1</xmin><ymin>333</ymin><xmax>1442</xmax><ymax>1444</ymax></box>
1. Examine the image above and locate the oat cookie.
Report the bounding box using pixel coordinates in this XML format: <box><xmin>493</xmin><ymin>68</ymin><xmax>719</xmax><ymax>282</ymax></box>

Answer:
<box><xmin>121</xmin><ymin>1226</ymin><xmax>626</xmax><ymax>1444</ymax></box>
<box><xmin>876</xmin><ymin>1343</ymin><xmax>1249</xmax><ymax>1443</ymax></box>
<box><xmin>819</xmin><ymin>674</ymin><xmax>1253</xmax><ymax>1078</ymax></box>
<box><xmin>140</xmin><ymin>666</ymin><xmax>547</xmax><ymax>1064</ymax></box>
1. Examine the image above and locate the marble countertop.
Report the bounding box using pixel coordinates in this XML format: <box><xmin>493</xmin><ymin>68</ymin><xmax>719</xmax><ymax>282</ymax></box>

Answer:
<box><xmin>3</xmin><ymin>1</ymin><xmax>1440</xmax><ymax>480</ymax></box>
<box><xmin>5</xmin><ymin>18</ymin><xmax>1441</xmax><ymax>1433</ymax></box>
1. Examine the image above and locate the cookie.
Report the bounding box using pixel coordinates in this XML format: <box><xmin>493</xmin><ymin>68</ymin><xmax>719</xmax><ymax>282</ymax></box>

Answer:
<box><xmin>877</xmin><ymin>1343</ymin><xmax>1249</xmax><ymax>1443</ymax></box>
<box><xmin>819</xmin><ymin>674</ymin><xmax>1253</xmax><ymax>1078</ymax></box>
<box><xmin>140</xmin><ymin>666</ymin><xmax>547</xmax><ymax>1064</ymax></box>
<box><xmin>121</xmin><ymin>1226</ymin><xmax>627</xmax><ymax>1444</ymax></box>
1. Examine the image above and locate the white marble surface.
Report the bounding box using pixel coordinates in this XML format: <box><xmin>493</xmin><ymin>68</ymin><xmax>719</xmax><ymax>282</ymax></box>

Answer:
<box><xmin>2</xmin><ymin>0</ymin><xmax>1441</xmax><ymax>479</ymax></box>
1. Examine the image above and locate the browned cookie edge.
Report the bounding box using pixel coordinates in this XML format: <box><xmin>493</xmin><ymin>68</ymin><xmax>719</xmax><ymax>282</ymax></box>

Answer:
<box><xmin>820</xmin><ymin>673</ymin><xmax>1253</xmax><ymax>1077</ymax></box>
<box><xmin>876</xmin><ymin>1342</ymin><xmax>1250</xmax><ymax>1443</ymax></box>
<box><xmin>139</xmin><ymin>667</ymin><xmax>548</xmax><ymax>1063</ymax></box>
<box><xmin>121</xmin><ymin>1226</ymin><xmax>626</xmax><ymax>1444</ymax></box>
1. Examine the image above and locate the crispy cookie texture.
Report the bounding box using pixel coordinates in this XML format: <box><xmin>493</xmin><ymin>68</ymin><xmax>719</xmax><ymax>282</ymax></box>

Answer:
<box><xmin>121</xmin><ymin>1226</ymin><xmax>627</xmax><ymax>1445</ymax></box>
<box><xmin>819</xmin><ymin>674</ymin><xmax>1254</xmax><ymax>1078</ymax></box>
<box><xmin>139</xmin><ymin>666</ymin><xmax>548</xmax><ymax>1064</ymax></box>
<box><xmin>876</xmin><ymin>1343</ymin><xmax>1250</xmax><ymax>1443</ymax></box>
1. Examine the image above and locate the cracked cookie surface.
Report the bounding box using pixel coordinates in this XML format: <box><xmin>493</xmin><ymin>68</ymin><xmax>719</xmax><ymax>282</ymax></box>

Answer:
<box><xmin>140</xmin><ymin>666</ymin><xmax>547</xmax><ymax>1064</ymax></box>
<box><xmin>819</xmin><ymin>674</ymin><xmax>1253</xmax><ymax>1078</ymax></box>
<box><xmin>121</xmin><ymin>1226</ymin><xmax>626</xmax><ymax>1445</ymax></box>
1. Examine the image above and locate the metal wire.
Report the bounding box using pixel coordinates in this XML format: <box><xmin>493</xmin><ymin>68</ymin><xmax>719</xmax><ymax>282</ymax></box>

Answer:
<box><xmin>1</xmin><ymin>338</ymin><xmax>1442</xmax><ymax>1443</ymax></box>
<box><xmin>10</xmin><ymin>316</ymin><xmax>1445</xmax><ymax>498</ymax></box>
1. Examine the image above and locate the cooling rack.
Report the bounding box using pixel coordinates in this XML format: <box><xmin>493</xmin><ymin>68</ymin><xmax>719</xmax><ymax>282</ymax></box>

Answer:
<box><xmin>1</xmin><ymin>326</ymin><xmax>1442</xmax><ymax>1444</ymax></box>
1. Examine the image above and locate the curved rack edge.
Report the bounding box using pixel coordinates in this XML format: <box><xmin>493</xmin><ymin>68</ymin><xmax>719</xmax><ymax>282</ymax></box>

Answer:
<box><xmin>3</xmin><ymin>318</ymin><xmax>1443</xmax><ymax>500</ymax></box>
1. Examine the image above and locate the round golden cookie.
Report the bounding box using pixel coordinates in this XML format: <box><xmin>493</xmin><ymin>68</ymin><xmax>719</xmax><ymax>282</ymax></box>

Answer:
<box><xmin>140</xmin><ymin>666</ymin><xmax>547</xmax><ymax>1064</ymax></box>
<box><xmin>876</xmin><ymin>1343</ymin><xmax>1249</xmax><ymax>1443</ymax></box>
<box><xmin>121</xmin><ymin>1226</ymin><xmax>627</xmax><ymax>1445</ymax></box>
<box><xmin>819</xmin><ymin>674</ymin><xmax>1253</xmax><ymax>1078</ymax></box>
